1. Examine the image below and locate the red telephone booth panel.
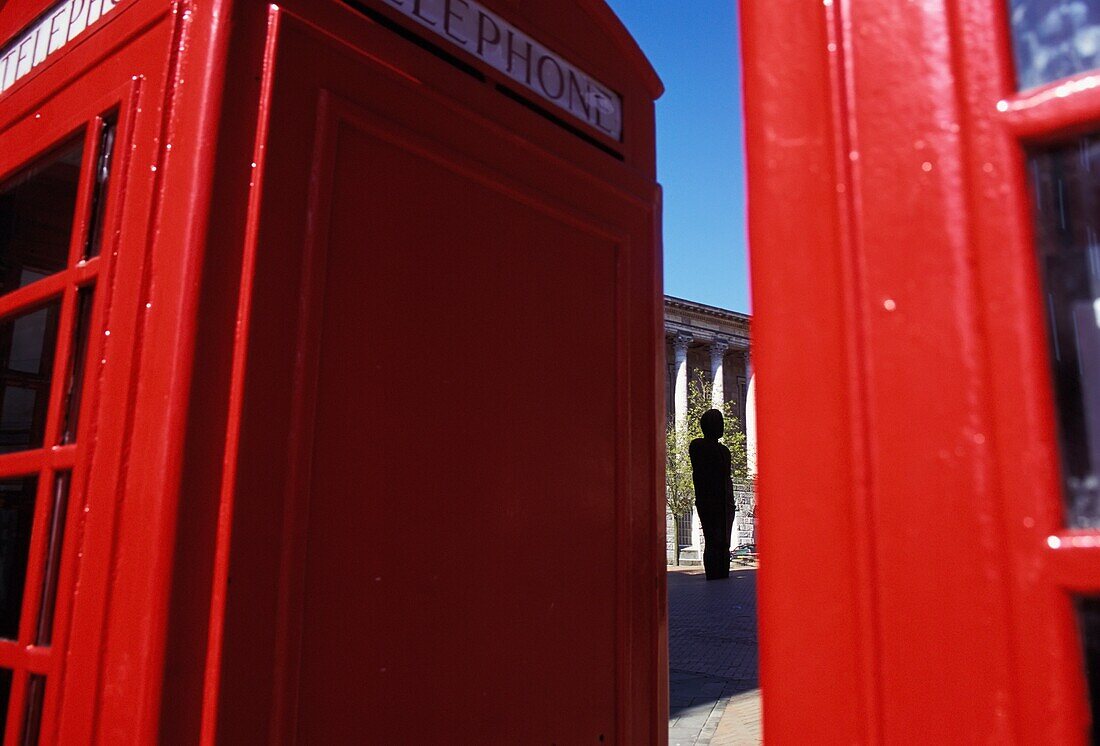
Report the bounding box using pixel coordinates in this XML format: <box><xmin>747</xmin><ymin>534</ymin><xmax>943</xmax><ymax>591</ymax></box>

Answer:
<box><xmin>745</xmin><ymin>0</ymin><xmax>1100</xmax><ymax>742</ymax></box>
<box><xmin>0</xmin><ymin>0</ymin><xmax>663</xmax><ymax>742</ymax></box>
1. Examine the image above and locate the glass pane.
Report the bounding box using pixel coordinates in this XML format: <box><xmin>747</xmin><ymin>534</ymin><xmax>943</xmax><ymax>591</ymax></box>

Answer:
<box><xmin>1025</xmin><ymin>134</ymin><xmax>1100</xmax><ymax>526</ymax></box>
<box><xmin>1078</xmin><ymin>597</ymin><xmax>1100</xmax><ymax>742</ymax></box>
<box><xmin>0</xmin><ymin>139</ymin><xmax>81</xmax><ymax>290</ymax></box>
<box><xmin>35</xmin><ymin>473</ymin><xmax>68</xmax><ymax>646</ymax></box>
<box><xmin>0</xmin><ymin>303</ymin><xmax>60</xmax><ymax>454</ymax></box>
<box><xmin>1009</xmin><ymin>0</ymin><xmax>1100</xmax><ymax>90</ymax></box>
<box><xmin>84</xmin><ymin>119</ymin><xmax>116</xmax><ymax>260</ymax></box>
<box><xmin>10</xmin><ymin>309</ymin><xmax>51</xmax><ymax>374</ymax></box>
<box><xmin>20</xmin><ymin>674</ymin><xmax>44</xmax><ymax>746</ymax></box>
<box><xmin>0</xmin><ymin>477</ymin><xmax>37</xmax><ymax>639</ymax></box>
<box><xmin>60</xmin><ymin>288</ymin><xmax>93</xmax><ymax>445</ymax></box>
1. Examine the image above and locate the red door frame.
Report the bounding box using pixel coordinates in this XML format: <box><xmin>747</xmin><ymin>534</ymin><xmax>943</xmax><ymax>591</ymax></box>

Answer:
<box><xmin>0</xmin><ymin>83</ymin><xmax>125</xmax><ymax>746</ymax></box>
<box><xmin>745</xmin><ymin>0</ymin><xmax>1100</xmax><ymax>741</ymax></box>
<box><xmin>0</xmin><ymin>0</ymin><xmax>237</xmax><ymax>742</ymax></box>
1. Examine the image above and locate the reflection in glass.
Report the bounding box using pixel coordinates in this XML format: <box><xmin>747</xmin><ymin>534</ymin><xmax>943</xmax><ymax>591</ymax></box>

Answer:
<box><xmin>10</xmin><ymin>309</ymin><xmax>51</xmax><ymax>374</ymax></box>
<box><xmin>0</xmin><ymin>303</ymin><xmax>60</xmax><ymax>454</ymax></box>
<box><xmin>0</xmin><ymin>389</ymin><xmax>35</xmax><ymax>435</ymax></box>
<box><xmin>1009</xmin><ymin>0</ymin><xmax>1100</xmax><ymax>89</ymax></box>
<box><xmin>17</xmin><ymin>271</ymin><xmax>45</xmax><ymax>290</ymax></box>
<box><xmin>0</xmin><ymin>139</ymin><xmax>81</xmax><ymax>291</ymax></box>
<box><xmin>0</xmin><ymin>477</ymin><xmax>37</xmax><ymax>639</ymax></box>
<box><xmin>1025</xmin><ymin>134</ymin><xmax>1100</xmax><ymax>526</ymax></box>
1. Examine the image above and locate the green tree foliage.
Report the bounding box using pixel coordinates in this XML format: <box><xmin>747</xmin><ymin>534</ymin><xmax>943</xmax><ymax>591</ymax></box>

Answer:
<box><xmin>666</xmin><ymin>379</ymin><xmax>748</xmax><ymax>565</ymax></box>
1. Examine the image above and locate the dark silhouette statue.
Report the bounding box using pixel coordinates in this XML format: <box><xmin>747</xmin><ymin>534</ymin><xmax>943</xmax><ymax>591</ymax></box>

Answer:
<box><xmin>689</xmin><ymin>409</ymin><xmax>734</xmax><ymax>580</ymax></box>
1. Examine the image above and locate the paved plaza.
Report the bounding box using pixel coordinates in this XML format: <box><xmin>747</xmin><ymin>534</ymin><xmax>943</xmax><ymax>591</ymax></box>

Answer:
<box><xmin>667</xmin><ymin>564</ymin><xmax>761</xmax><ymax>745</ymax></box>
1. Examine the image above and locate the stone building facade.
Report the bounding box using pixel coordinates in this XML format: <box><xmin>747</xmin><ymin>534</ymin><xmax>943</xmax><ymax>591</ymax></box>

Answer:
<box><xmin>664</xmin><ymin>295</ymin><xmax>756</xmax><ymax>564</ymax></box>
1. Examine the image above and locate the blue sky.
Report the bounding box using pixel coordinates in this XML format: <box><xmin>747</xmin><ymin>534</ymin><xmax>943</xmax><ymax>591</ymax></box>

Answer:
<box><xmin>603</xmin><ymin>1</ymin><xmax>749</xmax><ymax>313</ymax></box>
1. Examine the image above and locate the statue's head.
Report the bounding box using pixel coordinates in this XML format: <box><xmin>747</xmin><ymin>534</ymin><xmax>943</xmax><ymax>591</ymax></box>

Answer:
<box><xmin>700</xmin><ymin>409</ymin><xmax>724</xmax><ymax>439</ymax></box>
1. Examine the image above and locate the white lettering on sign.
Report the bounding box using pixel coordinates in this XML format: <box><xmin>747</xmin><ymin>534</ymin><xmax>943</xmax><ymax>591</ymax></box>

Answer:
<box><xmin>0</xmin><ymin>0</ymin><xmax>123</xmax><ymax>96</ymax></box>
<box><xmin>382</xmin><ymin>0</ymin><xmax>622</xmax><ymax>141</ymax></box>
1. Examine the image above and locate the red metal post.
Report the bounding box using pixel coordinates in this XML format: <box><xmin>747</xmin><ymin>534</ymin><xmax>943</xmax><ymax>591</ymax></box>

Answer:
<box><xmin>745</xmin><ymin>0</ymin><xmax>1100</xmax><ymax>741</ymax></box>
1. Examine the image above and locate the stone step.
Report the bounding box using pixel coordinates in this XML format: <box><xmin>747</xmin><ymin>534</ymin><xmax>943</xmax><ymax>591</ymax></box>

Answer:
<box><xmin>673</xmin><ymin>547</ymin><xmax>702</xmax><ymax>566</ymax></box>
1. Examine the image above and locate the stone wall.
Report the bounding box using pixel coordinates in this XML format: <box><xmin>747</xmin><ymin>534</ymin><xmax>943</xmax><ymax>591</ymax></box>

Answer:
<box><xmin>665</xmin><ymin>482</ymin><xmax>756</xmax><ymax>564</ymax></box>
<box><xmin>732</xmin><ymin>483</ymin><xmax>755</xmax><ymax>550</ymax></box>
<box><xmin>665</xmin><ymin>512</ymin><xmax>677</xmax><ymax>563</ymax></box>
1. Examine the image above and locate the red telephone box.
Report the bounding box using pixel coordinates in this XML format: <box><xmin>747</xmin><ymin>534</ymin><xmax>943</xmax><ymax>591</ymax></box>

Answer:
<box><xmin>746</xmin><ymin>0</ymin><xmax>1100</xmax><ymax>742</ymax></box>
<box><xmin>0</xmin><ymin>0</ymin><xmax>663</xmax><ymax>742</ymax></box>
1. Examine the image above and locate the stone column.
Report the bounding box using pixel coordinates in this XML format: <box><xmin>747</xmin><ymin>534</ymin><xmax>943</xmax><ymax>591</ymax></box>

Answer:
<box><xmin>709</xmin><ymin>337</ymin><xmax>729</xmax><ymax>409</ymax></box>
<box><xmin>745</xmin><ymin>348</ymin><xmax>757</xmax><ymax>478</ymax></box>
<box><xmin>743</xmin><ymin>347</ymin><xmax>756</xmax><ymax>549</ymax></box>
<box><xmin>671</xmin><ymin>332</ymin><xmax>702</xmax><ymax>551</ymax></box>
<box><xmin>673</xmin><ymin>332</ymin><xmax>692</xmax><ymax>430</ymax></box>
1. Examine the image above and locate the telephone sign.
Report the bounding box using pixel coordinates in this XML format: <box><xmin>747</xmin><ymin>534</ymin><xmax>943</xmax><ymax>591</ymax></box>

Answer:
<box><xmin>0</xmin><ymin>0</ymin><xmax>121</xmax><ymax>94</ymax></box>
<box><xmin>380</xmin><ymin>0</ymin><xmax>623</xmax><ymax>139</ymax></box>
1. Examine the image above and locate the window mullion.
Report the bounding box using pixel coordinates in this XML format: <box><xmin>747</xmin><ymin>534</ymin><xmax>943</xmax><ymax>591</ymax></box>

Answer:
<box><xmin>2</xmin><ymin>671</ymin><xmax>24</xmax><ymax>746</ymax></box>
<box><xmin>1045</xmin><ymin>535</ymin><xmax>1100</xmax><ymax>591</ymax></box>
<box><xmin>14</xmin><ymin>474</ymin><xmax>56</xmax><ymax>652</ymax></box>
<box><xmin>40</xmin><ymin>289</ymin><xmax>79</xmax><ymax>453</ymax></box>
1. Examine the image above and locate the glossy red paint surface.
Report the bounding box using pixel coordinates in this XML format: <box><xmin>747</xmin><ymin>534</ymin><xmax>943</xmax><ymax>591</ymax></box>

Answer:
<box><xmin>0</xmin><ymin>0</ymin><xmax>662</xmax><ymax>742</ymax></box>
<box><xmin>745</xmin><ymin>0</ymin><xmax>1100</xmax><ymax>742</ymax></box>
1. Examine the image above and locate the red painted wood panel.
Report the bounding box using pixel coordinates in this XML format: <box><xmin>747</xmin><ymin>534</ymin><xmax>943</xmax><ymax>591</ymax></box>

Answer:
<box><xmin>297</xmin><ymin>105</ymin><xmax>620</xmax><ymax>742</ymax></box>
<box><xmin>208</xmin><ymin>3</ymin><xmax>662</xmax><ymax>742</ymax></box>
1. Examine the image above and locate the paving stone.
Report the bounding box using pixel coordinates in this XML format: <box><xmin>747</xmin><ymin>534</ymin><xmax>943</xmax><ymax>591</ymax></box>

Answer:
<box><xmin>667</xmin><ymin>565</ymin><xmax>760</xmax><ymax>745</ymax></box>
